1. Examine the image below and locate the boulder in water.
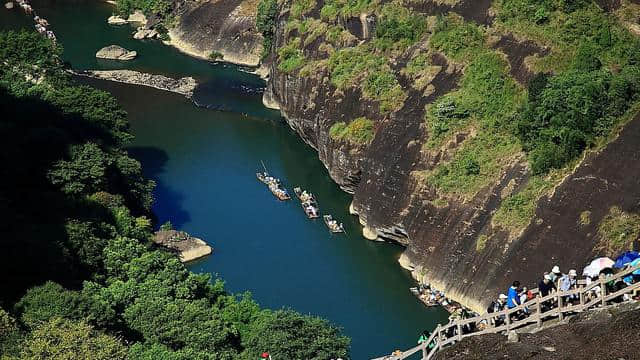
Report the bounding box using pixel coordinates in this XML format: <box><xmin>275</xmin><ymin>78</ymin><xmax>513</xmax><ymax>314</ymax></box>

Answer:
<box><xmin>95</xmin><ymin>45</ymin><xmax>137</xmax><ymax>60</ymax></box>
<box><xmin>107</xmin><ymin>15</ymin><xmax>127</xmax><ymax>25</ymax></box>
<box><xmin>5</xmin><ymin>2</ymin><xmax>14</xmax><ymax>9</ymax></box>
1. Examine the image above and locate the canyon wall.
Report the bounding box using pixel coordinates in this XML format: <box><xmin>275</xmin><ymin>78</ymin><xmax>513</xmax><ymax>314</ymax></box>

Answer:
<box><xmin>264</xmin><ymin>0</ymin><xmax>640</xmax><ymax>312</ymax></box>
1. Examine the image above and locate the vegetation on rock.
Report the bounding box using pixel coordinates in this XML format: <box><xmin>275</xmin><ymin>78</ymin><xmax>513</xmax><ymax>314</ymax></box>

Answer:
<box><xmin>329</xmin><ymin>117</ymin><xmax>375</xmax><ymax>145</ymax></box>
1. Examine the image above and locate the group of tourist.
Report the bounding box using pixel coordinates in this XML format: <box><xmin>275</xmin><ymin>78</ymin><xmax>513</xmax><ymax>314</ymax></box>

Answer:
<box><xmin>413</xmin><ymin>251</ymin><xmax>640</xmax><ymax>351</ymax></box>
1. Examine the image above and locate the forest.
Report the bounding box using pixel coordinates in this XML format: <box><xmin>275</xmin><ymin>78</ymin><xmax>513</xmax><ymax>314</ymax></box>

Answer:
<box><xmin>0</xmin><ymin>30</ymin><xmax>350</xmax><ymax>359</ymax></box>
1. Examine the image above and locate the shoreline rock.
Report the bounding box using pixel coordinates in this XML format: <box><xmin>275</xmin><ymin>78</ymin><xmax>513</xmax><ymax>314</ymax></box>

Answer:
<box><xmin>133</xmin><ymin>27</ymin><xmax>158</xmax><ymax>40</ymax></box>
<box><xmin>96</xmin><ymin>45</ymin><xmax>137</xmax><ymax>60</ymax></box>
<box><xmin>107</xmin><ymin>10</ymin><xmax>147</xmax><ymax>26</ymax></box>
<box><xmin>107</xmin><ymin>15</ymin><xmax>127</xmax><ymax>25</ymax></box>
<box><xmin>153</xmin><ymin>230</ymin><xmax>212</xmax><ymax>263</ymax></box>
<box><xmin>72</xmin><ymin>69</ymin><xmax>197</xmax><ymax>98</ymax></box>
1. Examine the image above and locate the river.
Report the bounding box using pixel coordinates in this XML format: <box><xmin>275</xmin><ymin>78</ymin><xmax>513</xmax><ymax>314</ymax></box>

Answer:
<box><xmin>1</xmin><ymin>2</ymin><xmax>449</xmax><ymax>358</ymax></box>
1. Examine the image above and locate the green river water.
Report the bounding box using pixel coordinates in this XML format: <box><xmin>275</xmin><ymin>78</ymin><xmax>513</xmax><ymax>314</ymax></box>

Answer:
<box><xmin>1</xmin><ymin>2</ymin><xmax>449</xmax><ymax>358</ymax></box>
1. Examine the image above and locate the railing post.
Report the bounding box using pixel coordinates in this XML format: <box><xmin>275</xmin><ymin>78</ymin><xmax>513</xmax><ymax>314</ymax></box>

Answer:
<box><xmin>579</xmin><ymin>288</ymin><xmax>585</xmax><ymax>309</ymax></box>
<box><xmin>601</xmin><ymin>281</ymin><xmax>607</xmax><ymax>306</ymax></box>
<box><xmin>557</xmin><ymin>293</ymin><xmax>564</xmax><ymax>321</ymax></box>
<box><xmin>505</xmin><ymin>309</ymin><xmax>511</xmax><ymax>330</ymax></box>
<box><xmin>457</xmin><ymin>322</ymin><xmax>462</xmax><ymax>341</ymax></box>
<box><xmin>535</xmin><ymin>299</ymin><xmax>542</xmax><ymax>327</ymax></box>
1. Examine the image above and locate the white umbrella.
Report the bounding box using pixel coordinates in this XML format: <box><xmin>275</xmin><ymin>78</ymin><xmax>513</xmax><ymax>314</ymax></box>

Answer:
<box><xmin>582</xmin><ymin>257</ymin><xmax>615</xmax><ymax>277</ymax></box>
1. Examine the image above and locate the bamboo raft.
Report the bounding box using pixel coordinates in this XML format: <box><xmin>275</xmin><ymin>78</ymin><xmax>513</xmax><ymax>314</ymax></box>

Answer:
<box><xmin>323</xmin><ymin>215</ymin><xmax>344</xmax><ymax>233</ymax></box>
<box><xmin>294</xmin><ymin>187</ymin><xmax>320</xmax><ymax>219</ymax></box>
<box><xmin>256</xmin><ymin>171</ymin><xmax>290</xmax><ymax>201</ymax></box>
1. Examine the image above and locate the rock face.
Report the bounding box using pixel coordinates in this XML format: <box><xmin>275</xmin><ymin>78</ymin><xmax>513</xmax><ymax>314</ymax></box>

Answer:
<box><xmin>73</xmin><ymin>70</ymin><xmax>197</xmax><ymax>98</ymax></box>
<box><xmin>264</xmin><ymin>0</ymin><xmax>640</xmax><ymax>313</ymax></box>
<box><xmin>153</xmin><ymin>230</ymin><xmax>213</xmax><ymax>262</ymax></box>
<box><xmin>95</xmin><ymin>45</ymin><xmax>137</xmax><ymax>60</ymax></box>
<box><xmin>165</xmin><ymin>0</ymin><xmax>263</xmax><ymax>66</ymax></box>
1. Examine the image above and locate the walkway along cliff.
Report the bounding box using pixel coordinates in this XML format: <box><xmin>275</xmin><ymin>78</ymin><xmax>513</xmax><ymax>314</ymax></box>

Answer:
<box><xmin>258</xmin><ymin>0</ymin><xmax>640</xmax><ymax>313</ymax></box>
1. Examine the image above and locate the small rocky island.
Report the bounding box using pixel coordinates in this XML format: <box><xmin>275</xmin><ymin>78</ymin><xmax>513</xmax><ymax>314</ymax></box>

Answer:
<box><xmin>95</xmin><ymin>45</ymin><xmax>137</xmax><ymax>60</ymax></box>
<box><xmin>153</xmin><ymin>229</ymin><xmax>212</xmax><ymax>262</ymax></box>
<box><xmin>73</xmin><ymin>69</ymin><xmax>197</xmax><ymax>98</ymax></box>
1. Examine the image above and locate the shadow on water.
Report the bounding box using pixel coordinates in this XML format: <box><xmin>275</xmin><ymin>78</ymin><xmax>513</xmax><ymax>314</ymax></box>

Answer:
<box><xmin>128</xmin><ymin>146</ymin><xmax>191</xmax><ymax>228</ymax></box>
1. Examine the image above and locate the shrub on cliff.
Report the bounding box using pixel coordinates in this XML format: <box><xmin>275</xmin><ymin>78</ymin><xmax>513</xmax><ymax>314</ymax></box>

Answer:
<box><xmin>330</xmin><ymin>118</ymin><xmax>375</xmax><ymax>145</ymax></box>
<box><xmin>517</xmin><ymin>67</ymin><xmax>640</xmax><ymax>174</ymax></box>
<box><xmin>257</xmin><ymin>0</ymin><xmax>278</xmax><ymax>59</ymax></box>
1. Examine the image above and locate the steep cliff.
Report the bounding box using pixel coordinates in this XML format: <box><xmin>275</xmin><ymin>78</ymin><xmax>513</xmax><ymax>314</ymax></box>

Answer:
<box><xmin>167</xmin><ymin>0</ymin><xmax>264</xmax><ymax>66</ymax></box>
<box><xmin>264</xmin><ymin>0</ymin><xmax>640</xmax><ymax>312</ymax></box>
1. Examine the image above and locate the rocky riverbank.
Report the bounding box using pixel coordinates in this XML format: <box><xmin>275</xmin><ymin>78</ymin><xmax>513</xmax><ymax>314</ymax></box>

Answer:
<box><xmin>153</xmin><ymin>229</ymin><xmax>213</xmax><ymax>262</ymax></box>
<box><xmin>71</xmin><ymin>70</ymin><xmax>197</xmax><ymax>98</ymax></box>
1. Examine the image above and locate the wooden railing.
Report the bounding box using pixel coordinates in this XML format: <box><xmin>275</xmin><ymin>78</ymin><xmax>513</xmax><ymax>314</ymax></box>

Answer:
<box><xmin>372</xmin><ymin>264</ymin><xmax>640</xmax><ymax>360</ymax></box>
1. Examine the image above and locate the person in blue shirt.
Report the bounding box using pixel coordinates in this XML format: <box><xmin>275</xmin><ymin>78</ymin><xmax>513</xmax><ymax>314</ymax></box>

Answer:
<box><xmin>507</xmin><ymin>281</ymin><xmax>521</xmax><ymax>309</ymax></box>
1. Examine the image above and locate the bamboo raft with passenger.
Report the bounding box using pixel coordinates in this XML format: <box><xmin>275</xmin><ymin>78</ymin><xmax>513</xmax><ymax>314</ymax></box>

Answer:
<box><xmin>256</xmin><ymin>171</ymin><xmax>291</xmax><ymax>201</ymax></box>
<box><xmin>323</xmin><ymin>215</ymin><xmax>344</xmax><ymax>233</ymax></box>
<box><xmin>293</xmin><ymin>187</ymin><xmax>320</xmax><ymax>219</ymax></box>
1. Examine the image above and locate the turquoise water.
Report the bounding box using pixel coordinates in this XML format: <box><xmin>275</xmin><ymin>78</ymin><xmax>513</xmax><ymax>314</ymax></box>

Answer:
<box><xmin>1</xmin><ymin>2</ymin><xmax>448</xmax><ymax>358</ymax></box>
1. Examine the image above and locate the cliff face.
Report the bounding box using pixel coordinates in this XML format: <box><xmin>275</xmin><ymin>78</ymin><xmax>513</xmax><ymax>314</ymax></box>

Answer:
<box><xmin>264</xmin><ymin>0</ymin><xmax>640</xmax><ymax>312</ymax></box>
<box><xmin>168</xmin><ymin>0</ymin><xmax>263</xmax><ymax>66</ymax></box>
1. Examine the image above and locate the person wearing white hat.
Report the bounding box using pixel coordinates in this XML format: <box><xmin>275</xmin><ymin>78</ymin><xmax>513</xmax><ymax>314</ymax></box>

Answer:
<box><xmin>538</xmin><ymin>273</ymin><xmax>557</xmax><ymax>311</ymax></box>
<box><xmin>560</xmin><ymin>269</ymin><xmax>578</xmax><ymax>303</ymax></box>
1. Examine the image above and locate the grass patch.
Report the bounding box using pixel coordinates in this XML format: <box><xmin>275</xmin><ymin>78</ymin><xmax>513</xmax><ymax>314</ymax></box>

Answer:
<box><xmin>492</xmin><ymin>164</ymin><xmax>573</xmax><ymax>235</ymax></box>
<box><xmin>373</xmin><ymin>3</ymin><xmax>428</xmax><ymax>52</ymax></box>
<box><xmin>277</xmin><ymin>38</ymin><xmax>306</xmax><ymax>73</ymax></box>
<box><xmin>429</xmin><ymin>14</ymin><xmax>485</xmax><ymax>62</ymax></box>
<box><xmin>596</xmin><ymin>206</ymin><xmax>640</xmax><ymax>255</ymax></box>
<box><xmin>320</xmin><ymin>0</ymin><xmax>378</xmax><ymax>21</ymax></box>
<box><xmin>476</xmin><ymin>234</ymin><xmax>489</xmax><ymax>252</ymax></box>
<box><xmin>494</xmin><ymin>0</ymin><xmax>640</xmax><ymax>72</ymax></box>
<box><xmin>402</xmin><ymin>53</ymin><xmax>442</xmax><ymax>90</ymax></box>
<box><xmin>329</xmin><ymin>117</ymin><xmax>375</xmax><ymax>145</ymax></box>
<box><xmin>579</xmin><ymin>210</ymin><xmax>592</xmax><ymax>226</ymax></box>
<box><xmin>428</xmin><ymin>131</ymin><xmax>521</xmax><ymax>199</ymax></box>
<box><xmin>327</xmin><ymin>45</ymin><xmax>406</xmax><ymax>114</ymax></box>
<box><xmin>290</xmin><ymin>0</ymin><xmax>316</xmax><ymax>18</ymax></box>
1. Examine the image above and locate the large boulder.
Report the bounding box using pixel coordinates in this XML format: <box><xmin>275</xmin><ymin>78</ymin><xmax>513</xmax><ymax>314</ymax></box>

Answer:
<box><xmin>95</xmin><ymin>45</ymin><xmax>137</xmax><ymax>60</ymax></box>
<box><xmin>153</xmin><ymin>230</ymin><xmax>213</xmax><ymax>262</ymax></box>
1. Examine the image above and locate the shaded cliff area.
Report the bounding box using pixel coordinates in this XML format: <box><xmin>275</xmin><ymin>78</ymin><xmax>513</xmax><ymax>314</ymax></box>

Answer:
<box><xmin>166</xmin><ymin>0</ymin><xmax>264</xmax><ymax>66</ymax></box>
<box><xmin>263</xmin><ymin>0</ymin><xmax>640</xmax><ymax>312</ymax></box>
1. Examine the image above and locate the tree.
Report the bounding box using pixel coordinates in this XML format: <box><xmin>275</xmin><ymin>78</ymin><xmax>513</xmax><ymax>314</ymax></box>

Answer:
<box><xmin>241</xmin><ymin>310</ymin><xmax>350</xmax><ymax>360</ymax></box>
<box><xmin>14</xmin><ymin>282</ymin><xmax>85</xmax><ymax>329</ymax></box>
<box><xmin>21</xmin><ymin>318</ymin><xmax>127</xmax><ymax>360</ymax></box>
